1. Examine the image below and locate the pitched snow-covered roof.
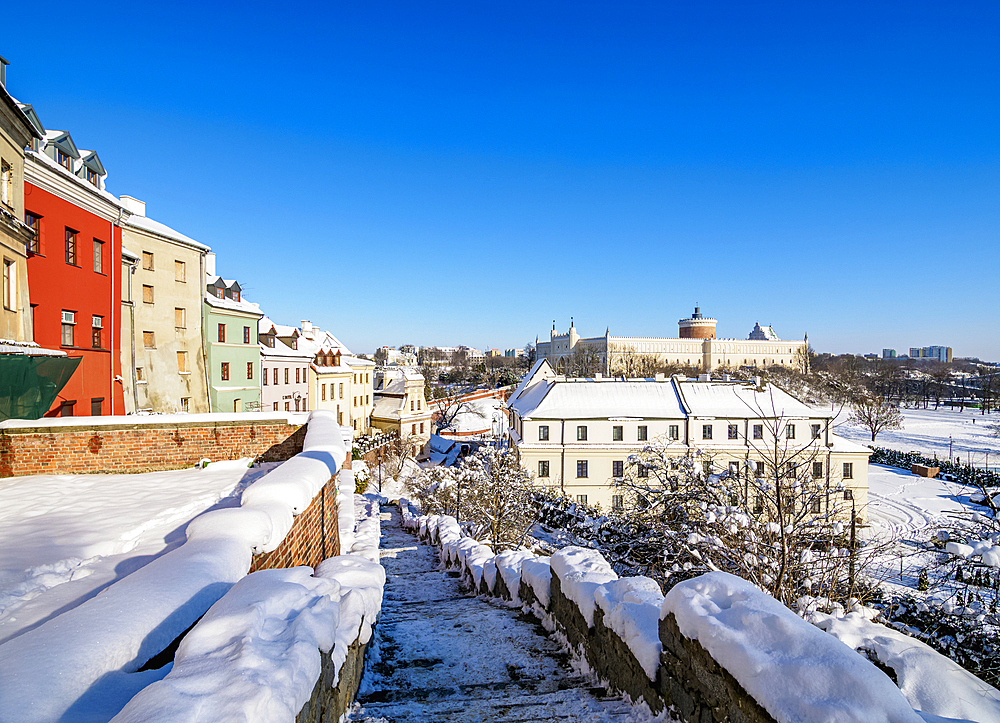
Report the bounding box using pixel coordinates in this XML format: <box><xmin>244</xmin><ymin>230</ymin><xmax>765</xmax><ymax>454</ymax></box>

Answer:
<box><xmin>259</xmin><ymin>336</ymin><xmax>312</xmax><ymax>360</ymax></box>
<box><xmin>372</xmin><ymin>396</ymin><xmax>403</xmax><ymax>420</ymax></box>
<box><xmin>204</xmin><ymin>293</ymin><xmax>262</xmax><ymax>316</ymax></box>
<box><xmin>123</xmin><ymin>213</ymin><xmax>209</xmax><ymax>251</ymax></box>
<box><xmin>677</xmin><ymin>380</ymin><xmax>819</xmax><ymax>419</ymax></box>
<box><xmin>514</xmin><ymin>380</ymin><xmax>686</xmax><ymax>420</ymax></box>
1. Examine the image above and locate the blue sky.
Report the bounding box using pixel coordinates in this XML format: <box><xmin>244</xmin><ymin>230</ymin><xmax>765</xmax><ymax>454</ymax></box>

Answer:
<box><xmin>6</xmin><ymin>2</ymin><xmax>998</xmax><ymax>358</ymax></box>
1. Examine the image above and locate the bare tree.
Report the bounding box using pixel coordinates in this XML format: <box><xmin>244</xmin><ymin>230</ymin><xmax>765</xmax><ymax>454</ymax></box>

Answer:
<box><xmin>460</xmin><ymin>447</ymin><xmax>537</xmax><ymax>550</ymax></box>
<box><xmin>432</xmin><ymin>394</ymin><xmax>487</xmax><ymax>435</ymax></box>
<box><xmin>565</xmin><ymin>345</ymin><xmax>602</xmax><ymax>377</ymax></box>
<box><xmin>848</xmin><ymin>394</ymin><xmax>904</xmax><ymax>442</ymax></box>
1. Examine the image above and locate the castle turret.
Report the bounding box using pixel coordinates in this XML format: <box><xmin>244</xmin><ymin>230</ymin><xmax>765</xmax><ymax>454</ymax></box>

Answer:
<box><xmin>678</xmin><ymin>306</ymin><xmax>717</xmax><ymax>339</ymax></box>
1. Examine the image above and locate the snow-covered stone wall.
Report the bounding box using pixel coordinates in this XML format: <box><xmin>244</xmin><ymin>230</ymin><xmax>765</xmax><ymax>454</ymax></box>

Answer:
<box><xmin>402</xmin><ymin>499</ymin><xmax>948</xmax><ymax>723</ymax></box>
<box><xmin>0</xmin><ymin>412</ymin><xmax>307</xmax><ymax>476</ymax></box>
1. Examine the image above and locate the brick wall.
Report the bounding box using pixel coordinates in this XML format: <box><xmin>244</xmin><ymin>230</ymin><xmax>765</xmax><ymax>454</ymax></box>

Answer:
<box><xmin>248</xmin><ymin>466</ymin><xmax>345</xmax><ymax>573</ymax></box>
<box><xmin>0</xmin><ymin>416</ymin><xmax>306</xmax><ymax>477</ymax></box>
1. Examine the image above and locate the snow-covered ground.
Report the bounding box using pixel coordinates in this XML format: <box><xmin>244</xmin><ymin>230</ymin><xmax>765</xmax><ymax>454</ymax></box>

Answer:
<box><xmin>446</xmin><ymin>395</ymin><xmax>505</xmax><ymax>437</ymax></box>
<box><xmin>0</xmin><ymin>459</ymin><xmax>275</xmax><ymax>645</ymax></box>
<box><xmin>835</xmin><ymin>406</ymin><xmax>1000</xmax><ymax>468</ymax></box>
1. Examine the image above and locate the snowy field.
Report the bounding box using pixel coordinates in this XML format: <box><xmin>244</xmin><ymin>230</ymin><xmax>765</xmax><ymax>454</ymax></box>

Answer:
<box><xmin>834</xmin><ymin>406</ymin><xmax>1000</xmax><ymax>468</ymax></box>
<box><xmin>0</xmin><ymin>459</ymin><xmax>275</xmax><ymax>645</ymax></box>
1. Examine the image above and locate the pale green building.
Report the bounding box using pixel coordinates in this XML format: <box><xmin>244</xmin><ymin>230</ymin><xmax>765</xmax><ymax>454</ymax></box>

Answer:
<box><xmin>203</xmin><ymin>260</ymin><xmax>262</xmax><ymax>413</ymax></box>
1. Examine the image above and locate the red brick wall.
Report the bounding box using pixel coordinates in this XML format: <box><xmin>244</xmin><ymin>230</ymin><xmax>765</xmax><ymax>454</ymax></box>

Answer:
<box><xmin>0</xmin><ymin>418</ymin><xmax>305</xmax><ymax>477</ymax></box>
<box><xmin>248</xmin><ymin>467</ymin><xmax>346</xmax><ymax>572</ymax></box>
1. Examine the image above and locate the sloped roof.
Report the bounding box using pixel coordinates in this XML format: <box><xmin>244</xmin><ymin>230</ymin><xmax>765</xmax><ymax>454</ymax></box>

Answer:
<box><xmin>204</xmin><ymin>293</ymin><xmax>262</xmax><ymax>316</ymax></box>
<box><xmin>124</xmin><ymin>213</ymin><xmax>209</xmax><ymax>251</ymax></box>
<box><xmin>514</xmin><ymin>380</ymin><xmax>686</xmax><ymax>420</ymax></box>
<box><xmin>677</xmin><ymin>380</ymin><xmax>819</xmax><ymax>419</ymax></box>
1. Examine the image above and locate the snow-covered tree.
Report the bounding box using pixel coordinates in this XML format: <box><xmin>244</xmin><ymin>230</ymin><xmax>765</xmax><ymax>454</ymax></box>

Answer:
<box><xmin>848</xmin><ymin>394</ymin><xmax>904</xmax><ymax>442</ymax></box>
<box><xmin>460</xmin><ymin>447</ymin><xmax>537</xmax><ymax>550</ymax></box>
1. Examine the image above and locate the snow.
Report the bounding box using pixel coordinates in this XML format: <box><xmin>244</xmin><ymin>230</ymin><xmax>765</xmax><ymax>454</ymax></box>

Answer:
<box><xmin>678</xmin><ymin>379</ymin><xmax>819</xmax><ymax>419</ymax></box>
<box><xmin>496</xmin><ymin>550</ymin><xmax>538</xmax><ymax>603</ymax></box>
<box><xmin>520</xmin><ymin>555</ymin><xmax>553</xmax><ymax>607</ymax></box>
<box><xmin>662</xmin><ymin>572</ymin><xmax>923</xmax><ymax>723</ymax></box>
<box><xmin>594</xmin><ymin>577</ymin><xmax>665</xmax><ymax>680</ymax></box>
<box><xmin>812</xmin><ymin>611</ymin><xmax>1000</xmax><ymax>723</ymax></box>
<box><xmin>0</xmin><ymin>410</ymin><xmax>348</xmax><ymax>723</ymax></box>
<box><xmin>550</xmin><ymin>546</ymin><xmax>619</xmax><ymax>626</ymax></box>
<box><xmin>512</xmin><ymin>380</ymin><xmax>686</xmax><ymax>420</ymax></box>
<box><xmin>111</xmin><ymin>567</ymin><xmax>341</xmax><ymax>723</ymax></box>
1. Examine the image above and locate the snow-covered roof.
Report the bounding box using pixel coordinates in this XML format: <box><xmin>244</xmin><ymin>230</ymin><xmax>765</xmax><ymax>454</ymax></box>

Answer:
<box><xmin>204</xmin><ymin>293</ymin><xmax>262</xmax><ymax>317</ymax></box>
<box><xmin>123</xmin><ymin>213</ymin><xmax>210</xmax><ymax>251</ymax></box>
<box><xmin>259</xmin><ymin>336</ymin><xmax>312</xmax><ymax>361</ymax></box>
<box><xmin>828</xmin><ymin>434</ymin><xmax>872</xmax><ymax>455</ymax></box>
<box><xmin>0</xmin><ymin>339</ymin><xmax>65</xmax><ymax>356</ymax></box>
<box><xmin>372</xmin><ymin>396</ymin><xmax>403</xmax><ymax>419</ymax></box>
<box><xmin>513</xmin><ymin>380</ymin><xmax>686</xmax><ymax>420</ymax></box>
<box><xmin>677</xmin><ymin>380</ymin><xmax>820</xmax><ymax>419</ymax></box>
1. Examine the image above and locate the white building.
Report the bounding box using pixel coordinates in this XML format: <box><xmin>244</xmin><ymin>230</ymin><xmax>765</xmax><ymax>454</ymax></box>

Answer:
<box><xmin>259</xmin><ymin>317</ymin><xmax>313</xmax><ymax>412</ymax></box>
<box><xmin>506</xmin><ymin>360</ymin><xmax>870</xmax><ymax>516</ymax></box>
<box><xmin>372</xmin><ymin>367</ymin><xmax>432</xmax><ymax>456</ymax></box>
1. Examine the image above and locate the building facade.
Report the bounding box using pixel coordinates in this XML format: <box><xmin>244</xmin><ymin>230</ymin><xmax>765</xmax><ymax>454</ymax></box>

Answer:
<box><xmin>372</xmin><ymin>367</ymin><xmax>432</xmax><ymax>455</ymax></box>
<box><xmin>259</xmin><ymin>318</ymin><xmax>313</xmax><ymax>412</ymax></box>
<box><xmin>120</xmin><ymin>196</ymin><xmax>210</xmax><ymax>413</ymax></box>
<box><xmin>204</xmin><ymin>260</ymin><xmax>262</xmax><ymax>412</ymax></box>
<box><xmin>536</xmin><ymin>308</ymin><xmax>808</xmax><ymax>375</ymax></box>
<box><xmin>506</xmin><ymin>360</ymin><xmax>870</xmax><ymax>517</ymax></box>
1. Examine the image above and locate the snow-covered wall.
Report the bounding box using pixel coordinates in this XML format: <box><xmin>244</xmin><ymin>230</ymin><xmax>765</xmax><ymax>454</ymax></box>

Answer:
<box><xmin>0</xmin><ymin>410</ymin><xmax>347</xmax><ymax>723</ymax></box>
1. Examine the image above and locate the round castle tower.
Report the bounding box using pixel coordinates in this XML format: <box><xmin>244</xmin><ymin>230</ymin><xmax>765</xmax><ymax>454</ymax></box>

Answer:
<box><xmin>678</xmin><ymin>306</ymin><xmax>717</xmax><ymax>339</ymax></box>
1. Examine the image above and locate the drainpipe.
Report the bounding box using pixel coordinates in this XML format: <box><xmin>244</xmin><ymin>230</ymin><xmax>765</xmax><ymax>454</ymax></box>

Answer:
<box><xmin>128</xmin><ymin>256</ymin><xmax>138</xmax><ymax>413</ymax></box>
<box><xmin>560</xmin><ymin>419</ymin><xmax>566</xmax><ymax>495</ymax></box>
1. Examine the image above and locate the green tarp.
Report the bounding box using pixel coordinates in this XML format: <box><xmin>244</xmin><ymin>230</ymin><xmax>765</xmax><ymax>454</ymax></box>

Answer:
<box><xmin>0</xmin><ymin>355</ymin><xmax>82</xmax><ymax>421</ymax></box>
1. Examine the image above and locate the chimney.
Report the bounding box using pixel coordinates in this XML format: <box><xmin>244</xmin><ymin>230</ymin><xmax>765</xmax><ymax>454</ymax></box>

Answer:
<box><xmin>300</xmin><ymin>320</ymin><xmax>314</xmax><ymax>339</ymax></box>
<box><xmin>0</xmin><ymin>55</ymin><xmax>8</xmax><ymax>88</ymax></box>
<box><xmin>205</xmin><ymin>252</ymin><xmax>216</xmax><ymax>276</ymax></box>
<box><xmin>698</xmin><ymin>373</ymin><xmax>711</xmax><ymax>382</ymax></box>
<box><xmin>119</xmin><ymin>195</ymin><xmax>146</xmax><ymax>217</ymax></box>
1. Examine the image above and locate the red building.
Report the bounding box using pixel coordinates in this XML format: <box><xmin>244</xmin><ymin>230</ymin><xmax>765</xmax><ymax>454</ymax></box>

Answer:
<box><xmin>22</xmin><ymin>132</ymin><xmax>124</xmax><ymax>417</ymax></box>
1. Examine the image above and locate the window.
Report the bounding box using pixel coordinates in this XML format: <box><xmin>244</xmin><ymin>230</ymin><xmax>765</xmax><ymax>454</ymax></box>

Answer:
<box><xmin>637</xmin><ymin>464</ymin><xmax>648</xmax><ymax>478</ymax></box>
<box><xmin>175</xmin><ymin>307</ymin><xmax>186</xmax><ymax>329</ymax></box>
<box><xmin>540</xmin><ymin>457</ymin><xmax>551</xmax><ymax>478</ymax></box>
<box><xmin>812</xmin><ymin>461</ymin><xmax>823</xmax><ymax>478</ymax></box>
<box><xmin>753</xmin><ymin>495</ymin><xmax>764</xmax><ymax>514</ymax></box>
<box><xmin>273</xmin><ymin>368</ymin><xmax>278</xmax><ymax>385</ymax></box>
<box><xmin>539</xmin><ymin>425</ymin><xmax>549</xmax><ymax>441</ymax></box>
<box><xmin>177</xmin><ymin>351</ymin><xmax>189</xmax><ymax>373</ymax></box>
<box><xmin>728</xmin><ymin>424</ymin><xmax>738</xmax><ymax>440</ymax></box>
<box><xmin>142</xmin><ymin>251</ymin><xmax>153</xmax><ymax>270</ymax></box>
<box><xmin>420</xmin><ymin>422</ymin><xmax>424</xmax><ymax>433</ymax></box>
<box><xmin>753</xmin><ymin>424</ymin><xmax>763</xmax><ymax>439</ymax></box>
<box><xmin>366</xmin><ymin>395</ymin><xmax>370</xmax><ymax>404</ymax></box>
<box><xmin>263</xmin><ymin>368</ymin><xmax>269</xmax><ymax>386</ymax></box>
<box><xmin>668</xmin><ymin>424</ymin><xmax>679</xmax><ymax>440</ymax></box>
<box><xmin>221</xmin><ymin>362</ymin><xmax>230</xmax><ymax>381</ymax></box>
<box><xmin>418</xmin><ymin>399</ymin><xmax>422</xmax><ymax>410</ymax></box>
<box><xmin>410</xmin><ymin>399</ymin><xmax>415</xmax><ymax>412</ymax></box>
<box><xmin>338</xmin><ymin>383</ymin><xmax>343</xmax><ymax>398</ymax></box>
<box><xmin>295</xmin><ymin>368</ymin><xmax>300</xmax><ymax>384</ymax></box>
<box><xmin>284</xmin><ymin>368</ymin><xmax>289</xmax><ymax>384</ymax></box>
<box><xmin>844</xmin><ymin>489</ymin><xmax>854</xmax><ymax>500</ymax></box>
<box><xmin>93</xmin><ymin>239</ymin><xmax>104</xmax><ymax>273</ymax></box>
<box><xmin>59</xmin><ymin>400</ymin><xmax>75</xmax><ymax>416</ymax></box>
<box><xmin>811</xmin><ymin>424</ymin><xmax>821</xmax><ymax>439</ymax></box>
<box><xmin>24</xmin><ymin>213</ymin><xmax>40</xmax><ymax>254</ymax></box>
<box><xmin>61</xmin><ymin>310</ymin><xmax>76</xmax><ymax>346</ymax></box>
<box><xmin>576</xmin><ymin>425</ymin><xmax>587</xmax><ymax>441</ymax></box>
<box><xmin>180</xmin><ymin>397</ymin><xmax>190</xmax><ymax>412</ymax></box>
<box><xmin>65</xmin><ymin>228</ymin><xmax>78</xmax><ymax>265</ymax></box>
<box><xmin>576</xmin><ymin>460</ymin><xmax>588</xmax><ymax>477</ymax></box>
<box><xmin>729</xmin><ymin>461</ymin><xmax>740</xmax><ymax>476</ymax></box>
<box><xmin>843</xmin><ymin>462</ymin><xmax>853</xmax><ymax>479</ymax></box>
<box><xmin>0</xmin><ymin>160</ymin><xmax>10</xmax><ymax>207</ymax></box>
<box><xmin>56</xmin><ymin>149</ymin><xmax>72</xmax><ymax>170</ymax></box>
<box><xmin>2</xmin><ymin>258</ymin><xmax>13</xmax><ymax>310</ymax></box>
<box><xmin>246</xmin><ymin>362</ymin><xmax>253</xmax><ymax>380</ymax></box>
<box><xmin>217</xmin><ymin>323</ymin><xmax>226</xmax><ymax>342</ymax></box>
<box><xmin>285</xmin><ymin>402</ymin><xmax>290</xmax><ymax>411</ymax></box>
<box><xmin>702</xmin><ymin>424</ymin><xmax>712</xmax><ymax>440</ymax></box>
<box><xmin>704</xmin><ymin>460</ymin><xmax>712</xmax><ymax>475</ymax></box>
<box><xmin>786</xmin><ymin>424</ymin><xmax>796</xmax><ymax>440</ymax></box>
<box><xmin>576</xmin><ymin>494</ymin><xmax>588</xmax><ymax>505</ymax></box>
<box><xmin>91</xmin><ymin>315</ymin><xmax>102</xmax><ymax>348</ymax></box>
<box><xmin>142</xmin><ymin>284</ymin><xmax>154</xmax><ymax>304</ymax></box>
<box><xmin>612</xmin><ymin>495</ymin><xmax>624</xmax><ymax>510</ymax></box>
<box><xmin>136</xmin><ymin>367</ymin><xmax>145</xmax><ymax>383</ymax></box>
<box><xmin>353</xmin><ymin>396</ymin><xmax>357</xmax><ymax>407</ymax></box>
<box><xmin>215</xmin><ymin>287</ymin><xmax>224</xmax><ymax>299</ymax></box>
<box><xmin>638</xmin><ymin>425</ymin><xmax>648</xmax><ymax>441</ymax></box>
<box><xmin>175</xmin><ymin>260</ymin><xmax>186</xmax><ymax>282</ymax></box>
<box><xmin>320</xmin><ymin>384</ymin><xmax>325</xmax><ymax>400</ymax></box>
<box><xmin>411</xmin><ymin>424</ymin><xmax>417</xmax><ymax>434</ymax></box>
<box><xmin>275</xmin><ymin>402</ymin><xmax>280</xmax><ymax>411</ymax></box>
<box><xmin>612</xmin><ymin>460</ymin><xmax>624</xmax><ymax>477</ymax></box>
<box><xmin>91</xmin><ymin>397</ymin><xmax>103</xmax><ymax>416</ymax></box>
<box><xmin>244</xmin><ymin>326</ymin><xmax>250</xmax><ymax>344</ymax></box>
<box><xmin>755</xmin><ymin>460</ymin><xmax>764</xmax><ymax>475</ymax></box>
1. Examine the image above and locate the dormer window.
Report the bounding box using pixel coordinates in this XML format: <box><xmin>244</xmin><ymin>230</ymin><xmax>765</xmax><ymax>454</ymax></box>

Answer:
<box><xmin>215</xmin><ymin>287</ymin><xmax>224</xmax><ymax>299</ymax></box>
<box><xmin>86</xmin><ymin>167</ymin><xmax>99</xmax><ymax>187</ymax></box>
<box><xmin>233</xmin><ymin>290</ymin><xmax>240</xmax><ymax>301</ymax></box>
<box><xmin>56</xmin><ymin>149</ymin><xmax>72</xmax><ymax>170</ymax></box>
<box><xmin>267</xmin><ymin>336</ymin><xmax>275</xmax><ymax>348</ymax></box>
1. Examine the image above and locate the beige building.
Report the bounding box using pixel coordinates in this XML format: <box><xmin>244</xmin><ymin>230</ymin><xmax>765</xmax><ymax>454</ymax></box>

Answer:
<box><xmin>506</xmin><ymin>360</ymin><xmax>870</xmax><ymax>518</ymax></box>
<box><xmin>537</xmin><ymin>308</ymin><xmax>808</xmax><ymax>375</ymax></box>
<box><xmin>372</xmin><ymin>367</ymin><xmax>432</xmax><ymax>456</ymax></box>
<box><xmin>0</xmin><ymin>59</ymin><xmax>41</xmax><ymax>341</ymax></box>
<box><xmin>119</xmin><ymin>196</ymin><xmax>210</xmax><ymax>413</ymax></box>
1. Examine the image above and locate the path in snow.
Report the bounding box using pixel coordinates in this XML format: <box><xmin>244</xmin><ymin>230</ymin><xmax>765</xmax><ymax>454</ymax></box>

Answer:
<box><xmin>350</xmin><ymin>507</ymin><xmax>664</xmax><ymax>723</ymax></box>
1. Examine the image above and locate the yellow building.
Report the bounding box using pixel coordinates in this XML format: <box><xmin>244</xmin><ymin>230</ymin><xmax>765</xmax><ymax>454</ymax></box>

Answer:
<box><xmin>296</xmin><ymin>321</ymin><xmax>374</xmax><ymax>435</ymax></box>
<box><xmin>371</xmin><ymin>367</ymin><xmax>432</xmax><ymax>456</ymax></box>
<box><xmin>506</xmin><ymin>360</ymin><xmax>869</xmax><ymax>519</ymax></box>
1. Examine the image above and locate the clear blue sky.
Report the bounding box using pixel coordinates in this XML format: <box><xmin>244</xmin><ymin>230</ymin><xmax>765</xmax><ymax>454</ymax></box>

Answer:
<box><xmin>6</xmin><ymin>1</ymin><xmax>998</xmax><ymax>358</ymax></box>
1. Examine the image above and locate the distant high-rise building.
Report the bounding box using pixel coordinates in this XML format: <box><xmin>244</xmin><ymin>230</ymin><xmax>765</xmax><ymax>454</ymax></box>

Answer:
<box><xmin>882</xmin><ymin>349</ymin><xmax>897</xmax><ymax>359</ymax></box>
<box><xmin>909</xmin><ymin>346</ymin><xmax>953</xmax><ymax>363</ymax></box>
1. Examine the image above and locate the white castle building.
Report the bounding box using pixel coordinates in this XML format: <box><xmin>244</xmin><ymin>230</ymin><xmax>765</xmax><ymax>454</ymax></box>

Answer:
<box><xmin>535</xmin><ymin>308</ymin><xmax>808</xmax><ymax>375</ymax></box>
